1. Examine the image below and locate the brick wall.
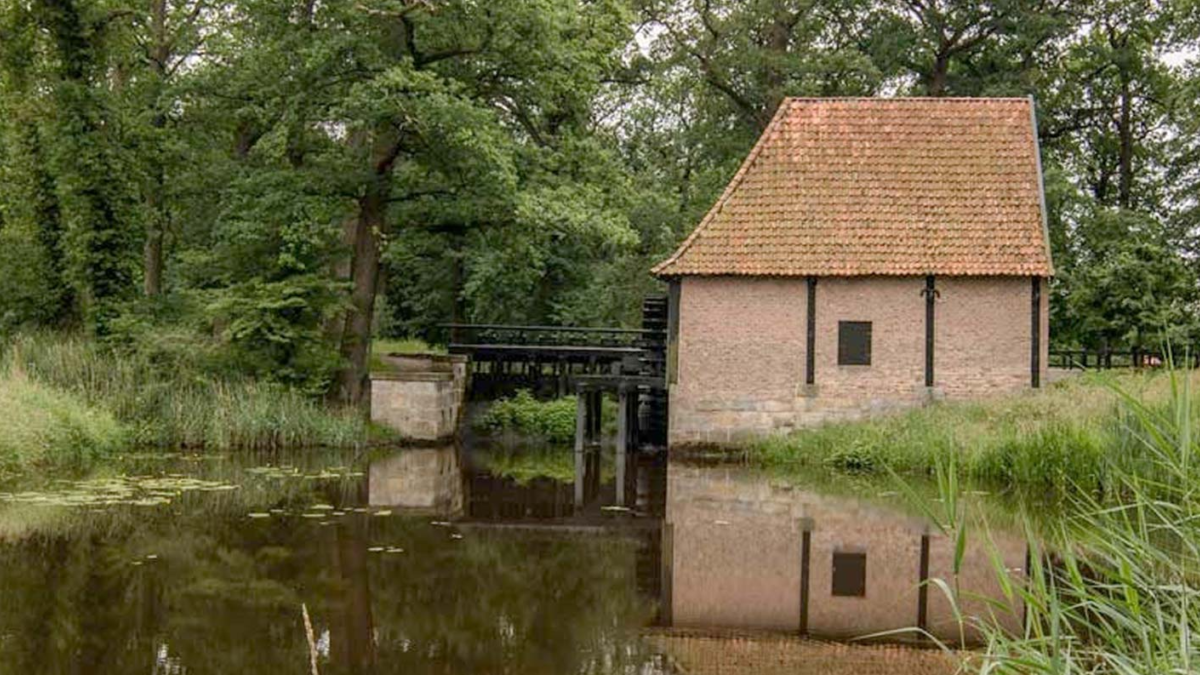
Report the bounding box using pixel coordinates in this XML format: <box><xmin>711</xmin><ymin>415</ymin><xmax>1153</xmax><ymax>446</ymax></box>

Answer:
<box><xmin>935</xmin><ymin>276</ymin><xmax>1047</xmax><ymax>399</ymax></box>
<box><xmin>672</xmin><ymin>277</ymin><xmax>807</xmax><ymax>444</ymax></box>
<box><xmin>670</xmin><ymin>275</ymin><xmax>1049</xmax><ymax>446</ymax></box>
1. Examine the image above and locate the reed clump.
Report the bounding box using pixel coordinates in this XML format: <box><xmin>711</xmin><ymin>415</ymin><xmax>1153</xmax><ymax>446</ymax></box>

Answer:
<box><xmin>2</xmin><ymin>332</ymin><xmax>368</xmax><ymax>453</ymax></box>
<box><xmin>927</xmin><ymin>370</ymin><xmax>1200</xmax><ymax>673</ymax></box>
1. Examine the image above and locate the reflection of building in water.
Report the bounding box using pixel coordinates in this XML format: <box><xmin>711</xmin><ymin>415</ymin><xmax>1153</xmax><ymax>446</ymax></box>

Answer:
<box><xmin>645</xmin><ymin>632</ymin><xmax>956</xmax><ymax>675</ymax></box>
<box><xmin>368</xmin><ymin>447</ymin><xmax>463</xmax><ymax>516</ymax></box>
<box><xmin>663</xmin><ymin>464</ymin><xmax>1025</xmax><ymax>644</ymax></box>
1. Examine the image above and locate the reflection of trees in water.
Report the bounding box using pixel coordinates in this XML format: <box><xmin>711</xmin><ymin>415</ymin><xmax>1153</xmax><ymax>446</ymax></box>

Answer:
<box><xmin>0</xmin><ymin>466</ymin><xmax>657</xmax><ymax>675</ymax></box>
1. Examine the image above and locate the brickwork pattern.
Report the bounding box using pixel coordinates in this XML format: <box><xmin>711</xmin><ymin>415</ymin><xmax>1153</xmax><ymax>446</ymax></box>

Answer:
<box><xmin>664</xmin><ymin>465</ymin><xmax>1026</xmax><ymax>647</ymax></box>
<box><xmin>670</xmin><ymin>275</ymin><xmax>1049</xmax><ymax>445</ymax></box>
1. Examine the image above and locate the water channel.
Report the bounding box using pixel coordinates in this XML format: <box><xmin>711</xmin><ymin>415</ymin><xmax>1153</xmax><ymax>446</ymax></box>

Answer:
<box><xmin>0</xmin><ymin>442</ymin><xmax>1028</xmax><ymax>674</ymax></box>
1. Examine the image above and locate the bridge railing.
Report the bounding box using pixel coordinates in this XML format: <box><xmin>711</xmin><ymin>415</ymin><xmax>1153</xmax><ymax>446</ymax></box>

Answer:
<box><xmin>443</xmin><ymin>323</ymin><xmax>663</xmax><ymax>350</ymax></box>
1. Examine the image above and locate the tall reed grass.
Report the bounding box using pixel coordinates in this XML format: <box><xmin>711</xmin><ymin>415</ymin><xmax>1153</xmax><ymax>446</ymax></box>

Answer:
<box><xmin>2</xmin><ymin>333</ymin><xmax>368</xmax><ymax>451</ymax></box>
<box><xmin>925</xmin><ymin>370</ymin><xmax>1200</xmax><ymax>673</ymax></box>
<box><xmin>0</xmin><ymin>366</ymin><xmax>125</xmax><ymax>473</ymax></box>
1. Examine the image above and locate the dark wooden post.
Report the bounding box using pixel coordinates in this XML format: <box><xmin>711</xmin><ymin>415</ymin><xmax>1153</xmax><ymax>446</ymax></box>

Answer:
<box><xmin>1031</xmin><ymin>277</ymin><xmax>1041</xmax><ymax>388</ymax></box>
<box><xmin>616</xmin><ymin>385</ymin><xmax>629</xmax><ymax>506</ymax></box>
<box><xmin>917</xmin><ymin>533</ymin><xmax>931</xmax><ymax>633</ymax></box>
<box><xmin>799</xmin><ymin>524</ymin><xmax>812</xmax><ymax>635</ymax></box>
<box><xmin>924</xmin><ymin>275</ymin><xmax>936</xmax><ymax>388</ymax></box>
<box><xmin>574</xmin><ymin>387</ymin><xmax>587</xmax><ymax>508</ymax></box>
<box><xmin>588</xmin><ymin>391</ymin><xmax>602</xmax><ymax>443</ymax></box>
<box><xmin>805</xmin><ymin>276</ymin><xmax>817</xmax><ymax>386</ymax></box>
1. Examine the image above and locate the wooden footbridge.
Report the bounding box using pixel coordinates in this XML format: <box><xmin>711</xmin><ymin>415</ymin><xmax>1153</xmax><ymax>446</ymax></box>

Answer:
<box><xmin>445</xmin><ymin>297</ymin><xmax>670</xmax><ymax>452</ymax></box>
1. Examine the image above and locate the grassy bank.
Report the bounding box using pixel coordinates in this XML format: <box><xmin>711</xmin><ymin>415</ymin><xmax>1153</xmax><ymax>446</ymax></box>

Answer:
<box><xmin>930</xmin><ymin>373</ymin><xmax>1200</xmax><ymax>672</ymax></box>
<box><xmin>369</xmin><ymin>337</ymin><xmax>445</xmax><ymax>373</ymax></box>
<box><xmin>2</xmin><ymin>333</ymin><xmax>369</xmax><ymax>455</ymax></box>
<box><xmin>0</xmin><ymin>367</ymin><xmax>126</xmax><ymax>475</ymax></box>
<box><xmin>747</xmin><ymin>372</ymin><xmax>1182</xmax><ymax>494</ymax></box>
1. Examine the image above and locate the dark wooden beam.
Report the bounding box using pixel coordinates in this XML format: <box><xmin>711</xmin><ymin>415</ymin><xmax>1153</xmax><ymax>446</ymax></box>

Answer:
<box><xmin>799</xmin><ymin>527</ymin><xmax>812</xmax><ymax>634</ymax></box>
<box><xmin>806</xmin><ymin>277</ymin><xmax>817</xmax><ymax>386</ymax></box>
<box><xmin>1031</xmin><ymin>277</ymin><xmax>1041</xmax><ymax>388</ymax></box>
<box><xmin>925</xmin><ymin>275</ymin><xmax>936</xmax><ymax>388</ymax></box>
<box><xmin>917</xmin><ymin>533</ymin><xmax>930</xmax><ymax>632</ymax></box>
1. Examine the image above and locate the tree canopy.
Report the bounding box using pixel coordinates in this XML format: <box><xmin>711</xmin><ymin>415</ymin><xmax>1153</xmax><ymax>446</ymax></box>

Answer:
<box><xmin>1</xmin><ymin>0</ymin><xmax>1198</xmax><ymax>403</ymax></box>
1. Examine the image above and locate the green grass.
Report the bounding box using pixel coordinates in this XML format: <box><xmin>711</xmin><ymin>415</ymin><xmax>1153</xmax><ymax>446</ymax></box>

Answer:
<box><xmin>923</xmin><ymin>370</ymin><xmax>1200</xmax><ymax>672</ymax></box>
<box><xmin>481</xmin><ymin>445</ymin><xmax>616</xmax><ymax>485</ymax></box>
<box><xmin>3</xmin><ymin>332</ymin><xmax>369</xmax><ymax>452</ymax></box>
<box><xmin>370</xmin><ymin>337</ymin><xmax>445</xmax><ymax>372</ymax></box>
<box><xmin>747</xmin><ymin>372</ymin><xmax>1180</xmax><ymax>495</ymax></box>
<box><xmin>0</xmin><ymin>366</ymin><xmax>125</xmax><ymax>475</ymax></box>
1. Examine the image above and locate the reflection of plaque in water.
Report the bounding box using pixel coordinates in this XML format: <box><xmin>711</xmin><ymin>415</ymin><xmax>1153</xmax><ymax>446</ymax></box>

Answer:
<box><xmin>368</xmin><ymin>447</ymin><xmax>463</xmax><ymax>516</ymax></box>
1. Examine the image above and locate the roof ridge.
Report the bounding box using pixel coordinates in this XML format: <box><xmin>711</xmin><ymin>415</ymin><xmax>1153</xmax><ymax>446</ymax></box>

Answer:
<box><xmin>782</xmin><ymin>96</ymin><xmax>1031</xmax><ymax>103</ymax></box>
<box><xmin>651</xmin><ymin>100</ymin><xmax>794</xmax><ymax>276</ymax></box>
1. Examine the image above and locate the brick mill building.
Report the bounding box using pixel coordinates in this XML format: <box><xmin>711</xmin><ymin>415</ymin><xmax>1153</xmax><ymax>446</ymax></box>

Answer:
<box><xmin>654</xmin><ymin>98</ymin><xmax>1053</xmax><ymax>446</ymax></box>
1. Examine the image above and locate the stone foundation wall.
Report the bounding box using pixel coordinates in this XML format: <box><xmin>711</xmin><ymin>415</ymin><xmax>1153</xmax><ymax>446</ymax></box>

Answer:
<box><xmin>370</xmin><ymin>354</ymin><xmax>467</xmax><ymax>441</ymax></box>
<box><xmin>670</xmin><ymin>275</ymin><xmax>1049</xmax><ymax>446</ymax></box>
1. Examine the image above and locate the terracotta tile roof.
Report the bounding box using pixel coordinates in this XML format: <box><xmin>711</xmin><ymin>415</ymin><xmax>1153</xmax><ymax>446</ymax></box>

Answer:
<box><xmin>653</xmin><ymin>97</ymin><xmax>1053</xmax><ymax>277</ymax></box>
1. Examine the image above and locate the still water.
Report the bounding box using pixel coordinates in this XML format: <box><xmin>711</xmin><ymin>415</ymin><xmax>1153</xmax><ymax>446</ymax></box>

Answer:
<box><xmin>0</xmin><ymin>445</ymin><xmax>1025</xmax><ymax>674</ymax></box>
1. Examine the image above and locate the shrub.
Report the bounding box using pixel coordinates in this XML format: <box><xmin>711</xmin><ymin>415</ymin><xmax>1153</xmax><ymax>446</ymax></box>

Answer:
<box><xmin>477</xmin><ymin>390</ymin><xmax>580</xmax><ymax>442</ymax></box>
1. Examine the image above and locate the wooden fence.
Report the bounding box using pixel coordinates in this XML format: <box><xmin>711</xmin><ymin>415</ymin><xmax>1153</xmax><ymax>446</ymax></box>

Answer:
<box><xmin>1049</xmin><ymin>349</ymin><xmax>1200</xmax><ymax>370</ymax></box>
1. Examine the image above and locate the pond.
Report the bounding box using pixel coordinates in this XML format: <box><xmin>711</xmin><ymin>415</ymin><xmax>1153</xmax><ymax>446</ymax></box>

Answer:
<box><xmin>0</xmin><ymin>444</ymin><xmax>1027</xmax><ymax>674</ymax></box>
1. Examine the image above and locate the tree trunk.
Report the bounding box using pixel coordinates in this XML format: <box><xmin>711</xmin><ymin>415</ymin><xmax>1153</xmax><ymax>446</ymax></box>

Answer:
<box><xmin>143</xmin><ymin>0</ymin><xmax>169</xmax><ymax>297</ymax></box>
<box><xmin>331</xmin><ymin>479</ymin><xmax>375</xmax><ymax>673</ymax></box>
<box><xmin>1117</xmin><ymin>77</ymin><xmax>1134</xmax><ymax>209</ymax></box>
<box><xmin>926</xmin><ymin>52</ymin><xmax>950</xmax><ymax>96</ymax></box>
<box><xmin>143</xmin><ymin>181</ymin><xmax>165</xmax><ymax>296</ymax></box>
<box><xmin>762</xmin><ymin>8</ymin><xmax>791</xmax><ymax>118</ymax></box>
<box><xmin>334</xmin><ymin>178</ymin><xmax>387</xmax><ymax>407</ymax></box>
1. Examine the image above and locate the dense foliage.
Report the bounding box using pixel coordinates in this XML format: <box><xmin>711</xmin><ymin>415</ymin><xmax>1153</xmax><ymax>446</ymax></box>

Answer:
<box><xmin>2</xmin><ymin>0</ymin><xmax>1199</xmax><ymax>404</ymax></box>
